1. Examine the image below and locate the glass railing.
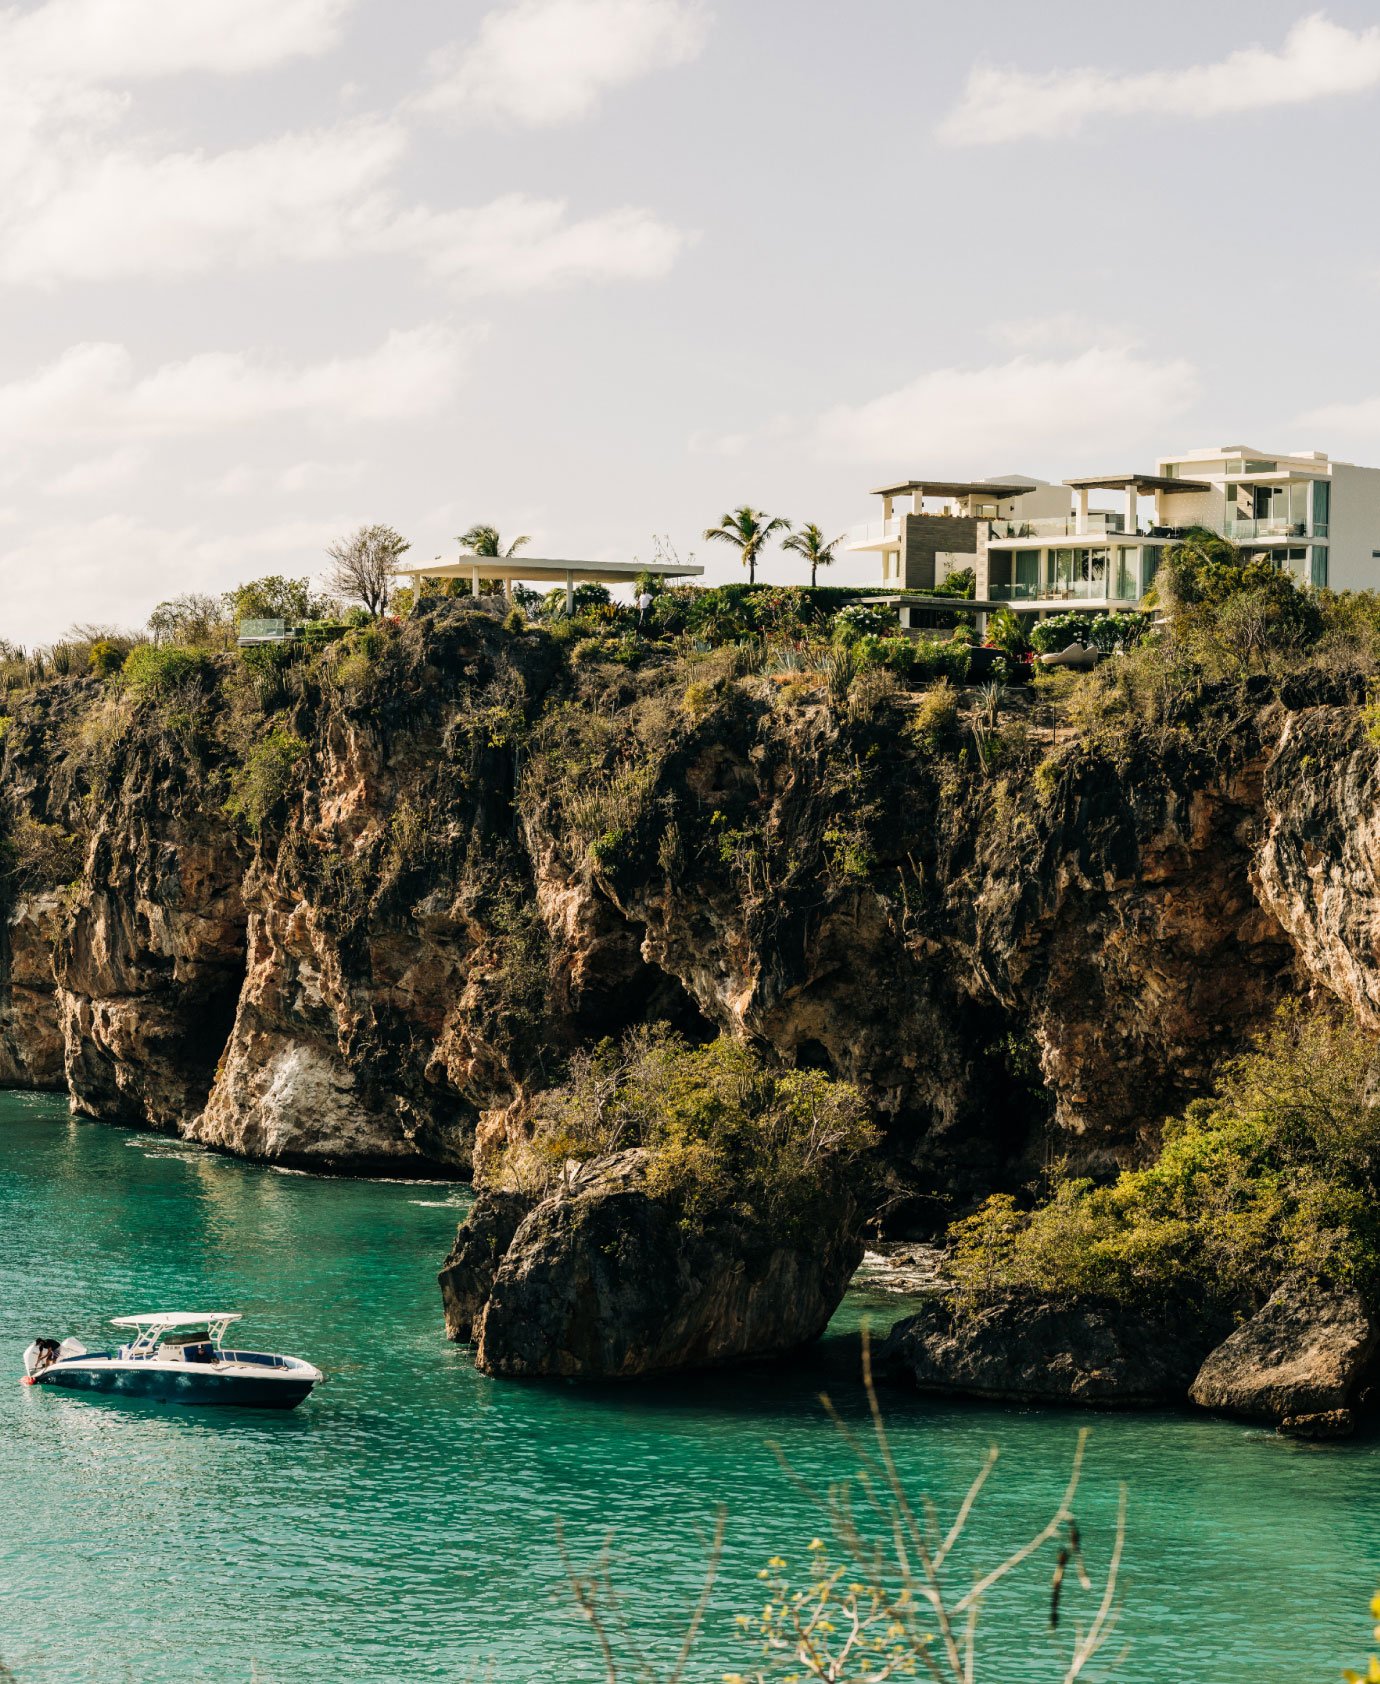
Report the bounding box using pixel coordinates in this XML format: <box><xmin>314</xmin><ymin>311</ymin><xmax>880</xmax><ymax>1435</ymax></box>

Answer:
<box><xmin>846</xmin><ymin>519</ymin><xmax>902</xmax><ymax>546</ymax></box>
<box><xmin>987</xmin><ymin>512</ymin><xmax>1127</xmax><ymax>540</ymax></box>
<box><xmin>1223</xmin><ymin>518</ymin><xmax>1326</xmax><ymax>540</ymax></box>
<box><xmin>988</xmin><ymin>580</ymin><xmax>1140</xmax><ymax>603</ymax></box>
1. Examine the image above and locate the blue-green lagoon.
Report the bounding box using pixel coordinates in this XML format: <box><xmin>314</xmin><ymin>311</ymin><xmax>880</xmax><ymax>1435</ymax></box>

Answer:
<box><xmin>3</xmin><ymin>1089</ymin><xmax>1378</xmax><ymax>1682</ymax></box>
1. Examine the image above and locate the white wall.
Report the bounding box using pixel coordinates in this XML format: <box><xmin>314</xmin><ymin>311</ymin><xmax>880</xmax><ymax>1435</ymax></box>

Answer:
<box><xmin>1327</xmin><ymin>463</ymin><xmax>1380</xmax><ymax>591</ymax></box>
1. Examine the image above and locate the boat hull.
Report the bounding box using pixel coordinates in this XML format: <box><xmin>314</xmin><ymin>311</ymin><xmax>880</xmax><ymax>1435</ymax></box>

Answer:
<box><xmin>35</xmin><ymin>1364</ymin><xmax>316</xmax><ymax>1409</ymax></box>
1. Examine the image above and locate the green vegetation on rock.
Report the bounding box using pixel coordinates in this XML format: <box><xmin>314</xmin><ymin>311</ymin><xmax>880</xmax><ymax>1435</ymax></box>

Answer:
<box><xmin>949</xmin><ymin>1001</ymin><xmax>1380</xmax><ymax>1313</ymax></box>
<box><xmin>504</xmin><ymin>1027</ymin><xmax>878</xmax><ymax>1237</ymax></box>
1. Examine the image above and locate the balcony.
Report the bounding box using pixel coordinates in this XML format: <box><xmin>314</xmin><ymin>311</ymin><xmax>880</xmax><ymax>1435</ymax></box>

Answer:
<box><xmin>987</xmin><ymin>512</ymin><xmax>1127</xmax><ymax>540</ymax></box>
<box><xmin>846</xmin><ymin>518</ymin><xmax>902</xmax><ymax>549</ymax></box>
<box><xmin>988</xmin><ymin>580</ymin><xmax>1139</xmax><ymax>604</ymax></box>
<box><xmin>1223</xmin><ymin>518</ymin><xmax>1327</xmax><ymax>541</ymax></box>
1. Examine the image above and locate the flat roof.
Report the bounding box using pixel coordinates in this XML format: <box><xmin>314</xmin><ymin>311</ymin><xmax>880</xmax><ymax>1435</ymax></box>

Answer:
<box><xmin>1065</xmin><ymin>472</ymin><xmax>1213</xmax><ymax>494</ymax></box>
<box><xmin>870</xmin><ymin>478</ymin><xmax>1041</xmax><ymax>500</ymax></box>
<box><xmin>398</xmin><ymin>557</ymin><xmax>703</xmax><ymax>584</ymax></box>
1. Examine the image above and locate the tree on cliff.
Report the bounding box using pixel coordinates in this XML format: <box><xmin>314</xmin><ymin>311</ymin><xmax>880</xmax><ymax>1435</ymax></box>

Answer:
<box><xmin>325</xmin><ymin>525</ymin><xmax>410</xmax><ymax>618</ymax></box>
<box><xmin>781</xmin><ymin>522</ymin><xmax>844</xmax><ymax>588</ymax></box>
<box><xmin>457</xmin><ymin>524</ymin><xmax>530</xmax><ymax>559</ymax></box>
<box><xmin>702</xmin><ymin>507</ymin><xmax>792</xmax><ymax>586</ymax></box>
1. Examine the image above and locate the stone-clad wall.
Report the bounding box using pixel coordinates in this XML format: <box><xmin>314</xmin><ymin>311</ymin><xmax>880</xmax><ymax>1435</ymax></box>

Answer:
<box><xmin>901</xmin><ymin>515</ymin><xmax>981</xmax><ymax>590</ymax></box>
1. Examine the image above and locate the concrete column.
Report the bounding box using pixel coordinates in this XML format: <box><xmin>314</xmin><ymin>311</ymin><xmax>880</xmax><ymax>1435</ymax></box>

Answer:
<box><xmin>882</xmin><ymin>495</ymin><xmax>894</xmax><ymax>522</ymax></box>
<box><xmin>1125</xmin><ymin>485</ymin><xmax>1138</xmax><ymax>535</ymax></box>
<box><xmin>1075</xmin><ymin>488</ymin><xmax>1090</xmax><ymax>536</ymax></box>
<box><xmin>912</xmin><ymin>489</ymin><xmax>924</xmax><ymax>514</ymax></box>
<box><xmin>472</xmin><ymin>563</ymin><xmax>481</xmax><ymax>597</ymax></box>
<box><xmin>565</xmin><ymin>571</ymin><xmax>575</xmax><ymax>615</ymax></box>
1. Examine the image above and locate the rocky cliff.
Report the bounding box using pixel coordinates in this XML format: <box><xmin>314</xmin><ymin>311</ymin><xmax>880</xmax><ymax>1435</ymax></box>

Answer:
<box><xmin>0</xmin><ymin>602</ymin><xmax>1374</xmax><ymax>1209</ymax></box>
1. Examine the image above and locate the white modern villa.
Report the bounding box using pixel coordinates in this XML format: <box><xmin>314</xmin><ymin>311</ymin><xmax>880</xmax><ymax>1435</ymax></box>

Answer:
<box><xmin>848</xmin><ymin>447</ymin><xmax>1380</xmax><ymax>625</ymax></box>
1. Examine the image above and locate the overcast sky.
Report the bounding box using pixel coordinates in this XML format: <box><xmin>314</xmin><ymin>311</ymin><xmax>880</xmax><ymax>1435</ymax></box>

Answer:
<box><xmin>3</xmin><ymin>0</ymin><xmax>1380</xmax><ymax>644</ymax></box>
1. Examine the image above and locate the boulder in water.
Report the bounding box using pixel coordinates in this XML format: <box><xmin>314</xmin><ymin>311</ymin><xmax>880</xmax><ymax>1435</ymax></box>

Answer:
<box><xmin>438</xmin><ymin>1190</ymin><xmax>536</xmax><ymax>1342</ymax></box>
<box><xmin>442</xmin><ymin>1149</ymin><xmax>865</xmax><ymax>1379</ymax></box>
<box><xmin>1189</xmin><ymin>1283</ymin><xmax>1378</xmax><ymax>1424</ymax></box>
<box><xmin>882</xmin><ymin>1290</ymin><xmax>1214</xmax><ymax>1407</ymax></box>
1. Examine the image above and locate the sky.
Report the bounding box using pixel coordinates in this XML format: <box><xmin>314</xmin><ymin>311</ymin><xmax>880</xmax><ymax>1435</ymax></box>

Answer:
<box><xmin>3</xmin><ymin>0</ymin><xmax>1380</xmax><ymax>645</ymax></box>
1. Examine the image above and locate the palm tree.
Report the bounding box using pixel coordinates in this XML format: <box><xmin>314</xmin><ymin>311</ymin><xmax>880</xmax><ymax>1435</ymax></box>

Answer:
<box><xmin>781</xmin><ymin>523</ymin><xmax>844</xmax><ymax>588</ymax></box>
<box><xmin>701</xmin><ymin>506</ymin><xmax>791</xmax><ymax>586</ymax></box>
<box><xmin>457</xmin><ymin>524</ymin><xmax>531</xmax><ymax>559</ymax></box>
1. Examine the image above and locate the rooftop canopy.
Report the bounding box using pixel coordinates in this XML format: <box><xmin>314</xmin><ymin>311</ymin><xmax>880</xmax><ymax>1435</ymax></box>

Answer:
<box><xmin>398</xmin><ymin>557</ymin><xmax>702</xmax><ymax>586</ymax></box>
<box><xmin>1064</xmin><ymin>471</ymin><xmax>1213</xmax><ymax>495</ymax></box>
<box><xmin>398</xmin><ymin>555</ymin><xmax>704</xmax><ymax>611</ymax></box>
<box><xmin>870</xmin><ymin>478</ymin><xmax>1041</xmax><ymax>500</ymax></box>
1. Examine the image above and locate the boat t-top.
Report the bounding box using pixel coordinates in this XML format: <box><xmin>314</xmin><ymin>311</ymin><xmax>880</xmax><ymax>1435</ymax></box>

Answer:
<box><xmin>22</xmin><ymin>1313</ymin><xmax>323</xmax><ymax>1409</ymax></box>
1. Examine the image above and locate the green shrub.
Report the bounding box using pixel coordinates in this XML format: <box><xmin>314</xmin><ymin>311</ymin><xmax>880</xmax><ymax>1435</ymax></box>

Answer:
<box><xmin>0</xmin><ymin>813</ymin><xmax>85</xmax><ymax>892</ymax></box>
<box><xmin>122</xmin><ymin>645</ymin><xmax>212</xmax><ymax>696</ymax></box>
<box><xmin>88</xmin><ymin>640</ymin><xmax>124</xmax><ymax>678</ymax></box>
<box><xmin>223</xmin><ymin>727</ymin><xmax>309</xmax><ymax>835</ymax></box>
<box><xmin>948</xmin><ymin>1000</ymin><xmax>1380</xmax><ymax>1312</ymax></box>
<box><xmin>910</xmin><ymin>640</ymin><xmax>970</xmax><ymax>684</ymax></box>
<box><xmin>908</xmin><ymin>680</ymin><xmax>959</xmax><ymax>750</ymax></box>
<box><xmin>832</xmin><ymin>603</ymin><xmax>898</xmax><ymax>644</ymax></box>
<box><xmin>520</xmin><ymin>1028</ymin><xmax>877</xmax><ymax>1236</ymax></box>
<box><xmin>1029</xmin><ymin>613</ymin><xmax>1095</xmax><ymax>655</ymax></box>
<box><xmin>682</xmin><ymin>680</ymin><xmax>715</xmax><ymax>721</ymax></box>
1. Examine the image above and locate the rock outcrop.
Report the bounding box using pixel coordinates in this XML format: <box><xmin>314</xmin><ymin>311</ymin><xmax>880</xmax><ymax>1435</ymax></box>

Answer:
<box><xmin>438</xmin><ymin>1189</ymin><xmax>534</xmax><ymax>1342</ymax></box>
<box><xmin>0</xmin><ymin>892</ymin><xmax>65</xmax><ymax>1088</ymax></box>
<box><xmin>883</xmin><ymin>1291</ymin><xmax>1217</xmax><ymax>1407</ymax></box>
<box><xmin>447</xmin><ymin>1150</ymin><xmax>865</xmax><ymax>1378</ymax></box>
<box><xmin>1189</xmin><ymin>1283</ymin><xmax>1378</xmax><ymax>1426</ymax></box>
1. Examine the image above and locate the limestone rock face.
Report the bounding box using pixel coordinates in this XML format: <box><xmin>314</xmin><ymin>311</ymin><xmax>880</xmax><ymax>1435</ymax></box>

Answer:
<box><xmin>452</xmin><ymin>1150</ymin><xmax>865</xmax><ymax>1379</ymax></box>
<box><xmin>1255</xmin><ymin>708</ymin><xmax>1380</xmax><ymax>1031</ymax></box>
<box><xmin>438</xmin><ymin>1189</ymin><xmax>533</xmax><ymax>1342</ymax></box>
<box><xmin>1189</xmin><ymin>1284</ymin><xmax>1378</xmax><ymax>1423</ymax></box>
<box><xmin>0</xmin><ymin>894</ymin><xmax>65</xmax><ymax>1089</ymax></box>
<box><xmin>1</xmin><ymin>609</ymin><xmax>1379</xmax><ymax>1201</ymax></box>
<box><xmin>883</xmin><ymin>1292</ymin><xmax>1216</xmax><ymax>1407</ymax></box>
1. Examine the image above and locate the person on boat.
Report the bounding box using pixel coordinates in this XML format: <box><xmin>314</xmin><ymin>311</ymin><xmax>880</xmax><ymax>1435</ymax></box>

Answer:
<box><xmin>24</xmin><ymin>1338</ymin><xmax>60</xmax><ymax>1377</ymax></box>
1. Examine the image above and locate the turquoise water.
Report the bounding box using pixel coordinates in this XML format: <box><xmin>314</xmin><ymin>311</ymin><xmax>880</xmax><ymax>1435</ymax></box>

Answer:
<box><xmin>2</xmin><ymin>1092</ymin><xmax>1378</xmax><ymax>1682</ymax></box>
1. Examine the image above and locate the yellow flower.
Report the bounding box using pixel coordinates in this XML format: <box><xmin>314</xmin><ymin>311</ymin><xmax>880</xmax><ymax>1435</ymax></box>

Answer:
<box><xmin>768</xmin><ymin>1556</ymin><xmax>787</xmax><ymax>1569</ymax></box>
<box><xmin>808</xmin><ymin>1538</ymin><xmax>826</xmax><ymax>1551</ymax></box>
<box><xmin>1370</xmin><ymin>1593</ymin><xmax>1380</xmax><ymax>1620</ymax></box>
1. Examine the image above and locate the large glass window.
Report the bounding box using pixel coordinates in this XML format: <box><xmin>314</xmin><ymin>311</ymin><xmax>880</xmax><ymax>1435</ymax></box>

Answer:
<box><xmin>1115</xmin><ymin>548</ymin><xmax>1138</xmax><ymax>598</ymax></box>
<box><xmin>1312</xmin><ymin>479</ymin><xmax>1331</xmax><ymax>537</ymax></box>
<box><xmin>1015</xmin><ymin>550</ymin><xmax>1040</xmax><ymax>594</ymax></box>
<box><xmin>1312</xmin><ymin>547</ymin><xmax>1329</xmax><ymax>588</ymax></box>
<box><xmin>1142</xmin><ymin>547</ymin><xmax>1160</xmax><ymax>593</ymax></box>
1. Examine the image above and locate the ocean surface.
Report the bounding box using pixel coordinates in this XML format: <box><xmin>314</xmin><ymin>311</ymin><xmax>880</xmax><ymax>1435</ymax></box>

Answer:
<box><xmin>2</xmin><ymin>1090</ymin><xmax>1378</xmax><ymax>1682</ymax></box>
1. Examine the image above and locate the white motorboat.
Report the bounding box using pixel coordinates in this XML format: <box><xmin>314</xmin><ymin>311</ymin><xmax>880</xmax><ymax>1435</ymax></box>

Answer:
<box><xmin>22</xmin><ymin>1312</ymin><xmax>323</xmax><ymax>1409</ymax></box>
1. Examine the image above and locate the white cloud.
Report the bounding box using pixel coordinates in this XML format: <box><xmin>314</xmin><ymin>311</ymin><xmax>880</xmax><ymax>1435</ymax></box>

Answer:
<box><xmin>0</xmin><ymin>0</ymin><xmax>352</xmax><ymax>84</ymax></box>
<box><xmin>0</xmin><ymin>325</ymin><xmax>476</xmax><ymax>448</ymax></box>
<box><xmin>41</xmin><ymin>446</ymin><xmax>146</xmax><ymax>497</ymax></box>
<box><xmin>0</xmin><ymin>0</ymin><xmax>689</xmax><ymax>291</ymax></box>
<box><xmin>1</xmin><ymin>121</ymin><xmax>407</xmax><ymax>285</ymax></box>
<box><xmin>407</xmin><ymin>195</ymin><xmax>689</xmax><ymax>288</ymax></box>
<box><xmin>939</xmin><ymin>13</ymin><xmax>1380</xmax><ymax>145</ymax></box>
<box><xmin>415</xmin><ymin>0</ymin><xmax>710</xmax><ymax>125</ymax></box>
<box><xmin>278</xmin><ymin>460</ymin><xmax>365</xmax><ymax>493</ymax></box>
<box><xmin>0</xmin><ymin>115</ymin><xmax>687</xmax><ymax>288</ymax></box>
<box><xmin>1296</xmin><ymin>394</ymin><xmax>1380</xmax><ymax>443</ymax></box>
<box><xmin>806</xmin><ymin>345</ymin><xmax>1200</xmax><ymax>469</ymax></box>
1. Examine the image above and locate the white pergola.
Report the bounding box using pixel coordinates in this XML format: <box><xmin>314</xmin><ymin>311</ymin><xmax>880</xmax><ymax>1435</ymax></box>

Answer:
<box><xmin>397</xmin><ymin>556</ymin><xmax>703</xmax><ymax>613</ymax></box>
